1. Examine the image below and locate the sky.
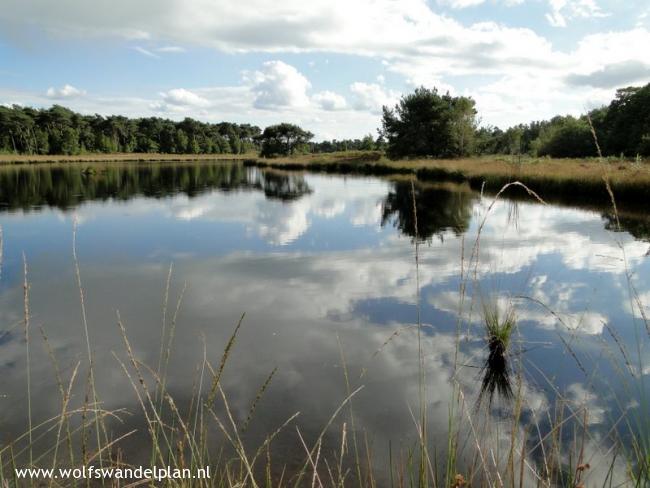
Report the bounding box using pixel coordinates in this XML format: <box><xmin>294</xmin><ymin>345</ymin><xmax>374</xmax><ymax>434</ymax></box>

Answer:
<box><xmin>1</xmin><ymin>0</ymin><xmax>649</xmax><ymax>140</ymax></box>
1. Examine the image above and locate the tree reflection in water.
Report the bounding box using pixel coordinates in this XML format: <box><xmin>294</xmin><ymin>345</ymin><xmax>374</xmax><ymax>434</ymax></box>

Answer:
<box><xmin>0</xmin><ymin>162</ymin><xmax>312</xmax><ymax>212</ymax></box>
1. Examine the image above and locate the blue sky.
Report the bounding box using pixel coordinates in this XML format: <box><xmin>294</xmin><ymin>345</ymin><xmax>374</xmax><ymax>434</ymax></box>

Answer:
<box><xmin>1</xmin><ymin>0</ymin><xmax>649</xmax><ymax>140</ymax></box>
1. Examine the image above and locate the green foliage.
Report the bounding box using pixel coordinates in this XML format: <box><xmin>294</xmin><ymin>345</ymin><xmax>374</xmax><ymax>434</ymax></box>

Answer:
<box><xmin>4</xmin><ymin>81</ymin><xmax>649</xmax><ymax>160</ymax></box>
<box><xmin>380</xmin><ymin>86</ymin><xmax>477</xmax><ymax>159</ymax></box>
<box><xmin>603</xmin><ymin>85</ymin><xmax>650</xmax><ymax>156</ymax></box>
<box><xmin>450</xmin><ymin>95</ymin><xmax>478</xmax><ymax>156</ymax></box>
<box><xmin>475</xmin><ymin>82</ymin><xmax>650</xmax><ymax>158</ymax></box>
<box><xmin>534</xmin><ymin>116</ymin><xmax>597</xmax><ymax>158</ymax></box>
<box><xmin>309</xmin><ymin>134</ymin><xmax>384</xmax><ymax>153</ymax></box>
<box><xmin>360</xmin><ymin>133</ymin><xmax>375</xmax><ymax>151</ymax></box>
<box><xmin>0</xmin><ymin>105</ymin><xmax>261</xmax><ymax>156</ymax></box>
<box><xmin>483</xmin><ymin>301</ymin><xmax>516</xmax><ymax>348</ymax></box>
<box><xmin>257</xmin><ymin>123</ymin><xmax>314</xmax><ymax>157</ymax></box>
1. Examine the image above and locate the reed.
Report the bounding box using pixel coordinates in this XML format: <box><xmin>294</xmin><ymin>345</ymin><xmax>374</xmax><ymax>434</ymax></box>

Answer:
<box><xmin>477</xmin><ymin>299</ymin><xmax>516</xmax><ymax>407</ymax></box>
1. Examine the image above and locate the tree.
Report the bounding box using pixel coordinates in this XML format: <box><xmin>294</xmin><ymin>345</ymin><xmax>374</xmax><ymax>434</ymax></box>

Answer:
<box><xmin>450</xmin><ymin>96</ymin><xmax>478</xmax><ymax>156</ymax></box>
<box><xmin>174</xmin><ymin>129</ymin><xmax>189</xmax><ymax>153</ymax></box>
<box><xmin>0</xmin><ymin>104</ymin><xmax>262</xmax><ymax>156</ymax></box>
<box><xmin>504</xmin><ymin>126</ymin><xmax>524</xmax><ymax>157</ymax></box>
<box><xmin>381</xmin><ymin>87</ymin><xmax>476</xmax><ymax>159</ymax></box>
<box><xmin>534</xmin><ymin>116</ymin><xmax>597</xmax><ymax>158</ymax></box>
<box><xmin>258</xmin><ymin>123</ymin><xmax>314</xmax><ymax>157</ymax></box>
<box><xmin>360</xmin><ymin>134</ymin><xmax>375</xmax><ymax>151</ymax></box>
<box><xmin>58</xmin><ymin>127</ymin><xmax>80</xmax><ymax>155</ymax></box>
<box><xmin>603</xmin><ymin>85</ymin><xmax>650</xmax><ymax>156</ymax></box>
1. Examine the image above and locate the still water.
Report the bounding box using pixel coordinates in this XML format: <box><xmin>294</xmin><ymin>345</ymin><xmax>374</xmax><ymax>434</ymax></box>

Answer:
<box><xmin>0</xmin><ymin>162</ymin><xmax>648</xmax><ymax>482</ymax></box>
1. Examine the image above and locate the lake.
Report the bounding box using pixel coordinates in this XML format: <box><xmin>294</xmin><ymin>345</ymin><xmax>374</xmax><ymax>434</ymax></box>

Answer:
<box><xmin>0</xmin><ymin>161</ymin><xmax>648</xmax><ymax>485</ymax></box>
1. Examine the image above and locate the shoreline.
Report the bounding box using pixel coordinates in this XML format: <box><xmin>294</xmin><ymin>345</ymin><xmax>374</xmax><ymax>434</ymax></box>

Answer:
<box><xmin>3</xmin><ymin>150</ymin><xmax>650</xmax><ymax>207</ymax></box>
<box><xmin>243</xmin><ymin>152</ymin><xmax>650</xmax><ymax>208</ymax></box>
<box><xmin>0</xmin><ymin>153</ymin><xmax>252</xmax><ymax>164</ymax></box>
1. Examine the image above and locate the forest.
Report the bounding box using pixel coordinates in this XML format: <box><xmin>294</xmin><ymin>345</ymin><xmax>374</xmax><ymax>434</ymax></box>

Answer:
<box><xmin>473</xmin><ymin>84</ymin><xmax>650</xmax><ymax>159</ymax></box>
<box><xmin>1</xmin><ymin>82</ymin><xmax>648</xmax><ymax>159</ymax></box>
<box><xmin>0</xmin><ymin>105</ymin><xmax>261</xmax><ymax>155</ymax></box>
<box><xmin>379</xmin><ymin>83</ymin><xmax>650</xmax><ymax>159</ymax></box>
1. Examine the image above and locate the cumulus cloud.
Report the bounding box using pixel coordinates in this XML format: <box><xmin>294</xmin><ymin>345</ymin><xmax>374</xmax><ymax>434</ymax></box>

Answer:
<box><xmin>312</xmin><ymin>90</ymin><xmax>347</xmax><ymax>110</ymax></box>
<box><xmin>161</xmin><ymin>88</ymin><xmax>209</xmax><ymax>107</ymax></box>
<box><xmin>349</xmin><ymin>82</ymin><xmax>399</xmax><ymax>113</ymax></box>
<box><xmin>151</xmin><ymin>88</ymin><xmax>211</xmax><ymax>113</ymax></box>
<box><xmin>3</xmin><ymin>0</ymin><xmax>648</xmax><ymax>130</ymax></box>
<box><xmin>437</xmin><ymin>0</ymin><xmax>524</xmax><ymax>7</ymax></box>
<box><xmin>565</xmin><ymin>60</ymin><xmax>650</xmax><ymax>88</ymax></box>
<box><xmin>248</xmin><ymin>60</ymin><xmax>311</xmax><ymax>109</ymax></box>
<box><xmin>569</xmin><ymin>28</ymin><xmax>650</xmax><ymax>77</ymax></box>
<box><xmin>0</xmin><ymin>0</ymin><xmax>584</xmax><ymax>74</ymax></box>
<box><xmin>437</xmin><ymin>0</ymin><xmax>486</xmax><ymax>8</ymax></box>
<box><xmin>45</xmin><ymin>84</ymin><xmax>86</xmax><ymax>99</ymax></box>
<box><xmin>546</xmin><ymin>0</ymin><xmax>609</xmax><ymax>27</ymax></box>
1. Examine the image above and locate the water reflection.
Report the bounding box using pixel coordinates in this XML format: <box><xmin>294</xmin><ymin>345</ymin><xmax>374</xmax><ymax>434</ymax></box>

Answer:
<box><xmin>0</xmin><ymin>162</ymin><xmax>648</xmax><ymax>484</ymax></box>
<box><xmin>0</xmin><ymin>162</ymin><xmax>311</xmax><ymax>212</ymax></box>
<box><xmin>381</xmin><ymin>181</ymin><xmax>476</xmax><ymax>240</ymax></box>
<box><xmin>603</xmin><ymin>210</ymin><xmax>650</xmax><ymax>241</ymax></box>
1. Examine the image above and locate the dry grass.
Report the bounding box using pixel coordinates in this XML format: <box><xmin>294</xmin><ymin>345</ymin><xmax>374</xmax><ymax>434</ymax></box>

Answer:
<box><xmin>254</xmin><ymin>151</ymin><xmax>650</xmax><ymax>185</ymax></box>
<box><xmin>385</xmin><ymin>156</ymin><xmax>650</xmax><ymax>186</ymax></box>
<box><xmin>4</xmin><ymin>150</ymin><xmax>650</xmax><ymax>189</ymax></box>
<box><xmin>0</xmin><ymin>153</ymin><xmax>254</xmax><ymax>165</ymax></box>
<box><xmin>249</xmin><ymin>152</ymin><xmax>650</xmax><ymax>205</ymax></box>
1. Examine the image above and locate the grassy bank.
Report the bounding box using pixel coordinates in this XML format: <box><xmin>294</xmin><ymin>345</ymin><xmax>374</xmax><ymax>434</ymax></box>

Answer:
<box><xmin>0</xmin><ymin>153</ymin><xmax>254</xmax><ymax>164</ymax></box>
<box><xmin>246</xmin><ymin>151</ymin><xmax>650</xmax><ymax>207</ymax></box>
<box><xmin>5</xmin><ymin>150</ymin><xmax>650</xmax><ymax>206</ymax></box>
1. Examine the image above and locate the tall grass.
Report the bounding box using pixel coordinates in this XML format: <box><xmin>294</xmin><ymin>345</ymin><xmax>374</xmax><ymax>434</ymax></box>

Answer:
<box><xmin>477</xmin><ymin>298</ymin><xmax>516</xmax><ymax>407</ymax></box>
<box><xmin>22</xmin><ymin>254</ymin><xmax>33</xmax><ymax>476</ymax></box>
<box><xmin>587</xmin><ymin>114</ymin><xmax>650</xmax><ymax>486</ymax></box>
<box><xmin>411</xmin><ymin>179</ymin><xmax>429</xmax><ymax>487</ymax></box>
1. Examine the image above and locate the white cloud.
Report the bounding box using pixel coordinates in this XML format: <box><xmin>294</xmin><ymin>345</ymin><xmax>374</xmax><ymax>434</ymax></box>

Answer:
<box><xmin>349</xmin><ymin>82</ymin><xmax>399</xmax><ymax>113</ymax></box>
<box><xmin>151</xmin><ymin>88</ymin><xmax>211</xmax><ymax>113</ymax></box>
<box><xmin>546</xmin><ymin>0</ymin><xmax>609</xmax><ymax>27</ymax></box>
<box><xmin>437</xmin><ymin>0</ymin><xmax>524</xmax><ymax>7</ymax></box>
<box><xmin>312</xmin><ymin>90</ymin><xmax>347</xmax><ymax>110</ymax></box>
<box><xmin>161</xmin><ymin>88</ymin><xmax>209</xmax><ymax>107</ymax></box>
<box><xmin>45</xmin><ymin>84</ymin><xmax>86</xmax><ymax>99</ymax></box>
<box><xmin>248</xmin><ymin>60</ymin><xmax>311</xmax><ymax>110</ymax></box>
<box><xmin>1</xmin><ymin>0</ymin><xmax>648</xmax><ymax>130</ymax></box>
<box><xmin>625</xmin><ymin>290</ymin><xmax>650</xmax><ymax>320</ymax></box>
<box><xmin>0</xmin><ymin>0</ymin><xmax>574</xmax><ymax>70</ymax></box>
<box><xmin>160</xmin><ymin>174</ymin><xmax>390</xmax><ymax>244</ymax></box>
<box><xmin>135</xmin><ymin>45</ymin><xmax>185</xmax><ymax>56</ymax></box>
<box><xmin>133</xmin><ymin>46</ymin><xmax>160</xmax><ymax>58</ymax></box>
<box><xmin>156</xmin><ymin>45</ymin><xmax>185</xmax><ymax>53</ymax></box>
<box><xmin>565</xmin><ymin>383</ymin><xmax>607</xmax><ymax>424</ymax></box>
<box><xmin>437</xmin><ymin>0</ymin><xmax>487</xmax><ymax>8</ymax></box>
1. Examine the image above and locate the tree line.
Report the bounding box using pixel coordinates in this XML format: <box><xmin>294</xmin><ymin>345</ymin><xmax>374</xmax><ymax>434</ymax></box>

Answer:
<box><xmin>380</xmin><ymin>83</ymin><xmax>650</xmax><ymax>159</ymax></box>
<box><xmin>0</xmin><ymin>105</ymin><xmax>261</xmax><ymax>155</ymax></box>
<box><xmin>309</xmin><ymin>135</ymin><xmax>386</xmax><ymax>153</ymax></box>
<box><xmin>1</xmin><ymin>82</ymin><xmax>648</xmax><ymax>159</ymax></box>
